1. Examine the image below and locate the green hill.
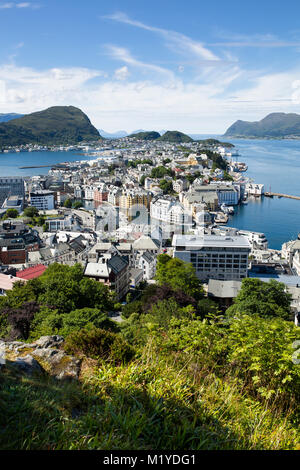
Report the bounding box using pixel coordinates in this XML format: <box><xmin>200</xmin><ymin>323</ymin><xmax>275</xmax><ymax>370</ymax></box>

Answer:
<box><xmin>128</xmin><ymin>131</ymin><xmax>161</xmax><ymax>140</ymax></box>
<box><xmin>158</xmin><ymin>130</ymin><xmax>193</xmax><ymax>143</ymax></box>
<box><xmin>224</xmin><ymin>112</ymin><xmax>300</xmax><ymax>138</ymax></box>
<box><xmin>0</xmin><ymin>106</ymin><xmax>101</xmax><ymax>147</ymax></box>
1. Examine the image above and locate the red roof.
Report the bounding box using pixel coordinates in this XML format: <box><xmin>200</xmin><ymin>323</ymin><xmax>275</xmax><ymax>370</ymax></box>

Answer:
<box><xmin>16</xmin><ymin>264</ymin><xmax>47</xmax><ymax>280</ymax></box>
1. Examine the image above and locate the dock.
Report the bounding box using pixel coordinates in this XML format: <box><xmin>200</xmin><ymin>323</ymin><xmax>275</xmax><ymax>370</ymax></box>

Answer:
<box><xmin>264</xmin><ymin>192</ymin><xmax>300</xmax><ymax>200</ymax></box>
<box><xmin>19</xmin><ymin>164</ymin><xmax>67</xmax><ymax>169</ymax></box>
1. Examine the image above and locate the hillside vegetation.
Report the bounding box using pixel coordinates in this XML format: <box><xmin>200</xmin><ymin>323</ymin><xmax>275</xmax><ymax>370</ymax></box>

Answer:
<box><xmin>158</xmin><ymin>130</ymin><xmax>193</xmax><ymax>143</ymax></box>
<box><xmin>0</xmin><ymin>261</ymin><xmax>299</xmax><ymax>450</ymax></box>
<box><xmin>0</xmin><ymin>106</ymin><xmax>101</xmax><ymax>147</ymax></box>
<box><xmin>129</xmin><ymin>131</ymin><xmax>161</xmax><ymax>140</ymax></box>
<box><xmin>224</xmin><ymin>112</ymin><xmax>300</xmax><ymax>138</ymax></box>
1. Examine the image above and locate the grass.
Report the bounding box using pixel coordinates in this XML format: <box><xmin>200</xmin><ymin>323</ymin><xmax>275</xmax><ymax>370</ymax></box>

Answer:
<box><xmin>0</xmin><ymin>345</ymin><xmax>299</xmax><ymax>450</ymax></box>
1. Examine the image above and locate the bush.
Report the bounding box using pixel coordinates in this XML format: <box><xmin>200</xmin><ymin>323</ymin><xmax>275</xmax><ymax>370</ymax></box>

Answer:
<box><xmin>59</xmin><ymin>308</ymin><xmax>118</xmax><ymax>336</ymax></box>
<box><xmin>152</xmin><ymin>314</ymin><xmax>300</xmax><ymax>406</ymax></box>
<box><xmin>23</xmin><ymin>207</ymin><xmax>39</xmax><ymax>218</ymax></box>
<box><xmin>64</xmin><ymin>327</ymin><xmax>135</xmax><ymax>365</ymax></box>
<box><xmin>4</xmin><ymin>208</ymin><xmax>19</xmax><ymax>219</ymax></box>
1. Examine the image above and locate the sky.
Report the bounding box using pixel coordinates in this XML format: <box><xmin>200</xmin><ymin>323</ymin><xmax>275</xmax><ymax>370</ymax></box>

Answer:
<box><xmin>1</xmin><ymin>0</ymin><xmax>300</xmax><ymax>133</ymax></box>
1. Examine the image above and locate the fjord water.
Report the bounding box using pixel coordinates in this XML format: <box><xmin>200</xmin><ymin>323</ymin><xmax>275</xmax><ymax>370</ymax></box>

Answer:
<box><xmin>1</xmin><ymin>138</ymin><xmax>300</xmax><ymax>249</ymax></box>
<box><xmin>0</xmin><ymin>150</ymin><xmax>92</xmax><ymax>177</ymax></box>
<box><xmin>222</xmin><ymin>138</ymin><xmax>300</xmax><ymax>249</ymax></box>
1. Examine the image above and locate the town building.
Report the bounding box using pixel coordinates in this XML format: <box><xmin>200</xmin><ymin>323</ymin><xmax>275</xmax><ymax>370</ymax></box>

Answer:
<box><xmin>84</xmin><ymin>254</ymin><xmax>130</xmax><ymax>300</ymax></box>
<box><xmin>0</xmin><ymin>177</ymin><xmax>25</xmax><ymax>207</ymax></box>
<box><xmin>0</xmin><ymin>273</ymin><xmax>27</xmax><ymax>296</ymax></box>
<box><xmin>0</xmin><ymin>220</ymin><xmax>40</xmax><ymax>264</ymax></box>
<box><xmin>172</xmin><ymin>234</ymin><xmax>251</xmax><ymax>281</ymax></box>
<box><xmin>29</xmin><ymin>190</ymin><xmax>55</xmax><ymax>211</ymax></box>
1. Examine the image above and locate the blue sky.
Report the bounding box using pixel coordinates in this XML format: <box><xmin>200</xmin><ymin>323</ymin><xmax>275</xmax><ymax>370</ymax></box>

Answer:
<box><xmin>1</xmin><ymin>0</ymin><xmax>300</xmax><ymax>132</ymax></box>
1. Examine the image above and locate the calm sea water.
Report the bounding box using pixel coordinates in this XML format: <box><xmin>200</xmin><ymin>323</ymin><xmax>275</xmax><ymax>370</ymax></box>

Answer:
<box><xmin>0</xmin><ymin>150</ymin><xmax>93</xmax><ymax>177</ymax></box>
<box><xmin>219</xmin><ymin>138</ymin><xmax>300</xmax><ymax>249</ymax></box>
<box><xmin>1</xmin><ymin>139</ymin><xmax>300</xmax><ymax>249</ymax></box>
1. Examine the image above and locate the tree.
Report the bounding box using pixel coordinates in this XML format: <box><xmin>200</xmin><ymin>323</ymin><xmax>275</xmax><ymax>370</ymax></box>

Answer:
<box><xmin>72</xmin><ymin>201</ymin><xmax>83</xmax><ymax>209</ymax></box>
<box><xmin>59</xmin><ymin>308</ymin><xmax>117</xmax><ymax>336</ymax></box>
<box><xmin>140</xmin><ymin>175</ymin><xmax>146</xmax><ymax>186</ymax></box>
<box><xmin>159</xmin><ymin>179</ymin><xmax>173</xmax><ymax>194</ymax></box>
<box><xmin>226</xmin><ymin>278</ymin><xmax>292</xmax><ymax>319</ymax></box>
<box><xmin>36</xmin><ymin>215</ymin><xmax>46</xmax><ymax>226</ymax></box>
<box><xmin>141</xmin><ymin>284</ymin><xmax>197</xmax><ymax>312</ymax></box>
<box><xmin>4</xmin><ymin>209</ymin><xmax>18</xmax><ymax>219</ymax></box>
<box><xmin>5</xmin><ymin>301</ymin><xmax>40</xmax><ymax>340</ymax></box>
<box><xmin>64</xmin><ymin>198</ymin><xmax>72</xmax><ymax>208</ymax></box>
<box><xmin>150</xmin><ymin>166</ymin><xmax>174</xmax><ymax>179</ymax></box>
<box><xmin>155</xmin><ymin>254</ymin><xmax>204</xmax><ymax>300</ymax></box>
<box><xmin>197</xmin><ymin>298</ymin><xmax>220</xmax><ymax>318</ymax></box>
<box><xmin>23</xmin><ymin>206</ymin><xmax>39</xmax><ymax>218</ymax></box>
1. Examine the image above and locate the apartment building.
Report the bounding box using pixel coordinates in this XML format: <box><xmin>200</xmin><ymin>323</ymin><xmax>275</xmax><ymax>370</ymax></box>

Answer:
<box><xmin>150</xmin><ymin>198</ymin><xmax>192</xmax><ymax>229</ymax></box>
<box><xmin>0</xmin><ymin>220</ymin><xmax>40</xmax><ymax>264</ymax></box>
<box><xmin>93</xmin><ymin>182</ymin><xmax>108</xmax><ymax>203</ymax></box>
<box><xmin>119</xmin><ymin>190</ymin><xmax>152</xmax><ymax>210</ymax></box>
<box><xmin>29</xmin><ymin>190</ymin><xmax>55</xmax><ymax>211</ymax></box>
<box><xmin>172</xmin><ymin>234</ymin><xmax>251</xmax><ymax>281</ymax></box>
<box><xmin>84</xmin><ymin>254</ymin><xmax>130</xmax><ymax>301</ymax></box>
<box><xmin>0</xmin><ymin>177</ymin><xmax>25</xmax><ymax>207</ymax></box>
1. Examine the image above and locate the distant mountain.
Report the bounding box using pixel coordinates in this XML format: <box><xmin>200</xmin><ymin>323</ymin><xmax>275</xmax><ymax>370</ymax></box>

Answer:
<box><xmin>224</xmin><ymin>113</ymin><xmax>300</xmax><ymax>138</ymax></box>
<box><xmin>99</xmin><ymin>129</ymin><xmax>128</xmax><ymax>139</ymax></box>
<box><xmin>157</xmin><ymin>130</ymin><xmax>193</xmax><ymax>143</ymax></box>
<box><xmin>0</xmin><ymin>113</ymin><xmax>24</xmax><ymax>123</ymax></box>
<box><xmin>0</xmin><ymin>106</ymin><xmax>101</xmax><ymax>147</ymax></box>
<box><xmin>129</xmin><ymin>131</ymin><xmax>161</xmax><ymax>140</ymax></box>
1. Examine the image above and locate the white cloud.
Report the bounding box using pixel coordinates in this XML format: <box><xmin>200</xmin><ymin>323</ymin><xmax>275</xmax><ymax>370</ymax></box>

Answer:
<box><xmin>106</xmin><ymin>45</ymin><xmax>175</xmax><ymax>80</ymax></box>
<box><xmin>210</xmin><ymin>30</ymin><xmax>300</xmax><ymax>48</ymax></box>
<box><xmin>114</xmin><ymin>66</ymin><xmax>130</xmax><ymax>81</ymax></box>
<box><xmin>0</xmin><ymin>2</ymin><xmax>39</xmax><ymax>9</ymax></box>
<box><xmin>103</xmin><ymin>12</ymin><xmax>220</xmax><ymax>63</ymax></box>
<box><xmin>0</xmin><ymin>61</ymin><xmax>299</xmax><ymax>133</ymax></box>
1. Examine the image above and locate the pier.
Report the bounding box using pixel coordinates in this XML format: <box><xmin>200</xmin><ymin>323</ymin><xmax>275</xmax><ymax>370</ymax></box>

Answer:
<box><xmin>18</xmin><ymin>164</ymin><xmax>67</xmax><ymax>169</ymax></box>
<box><xmin>264</xmin><ymin>192</ymin><xmax>300</xmax><ymax>200</ymax></box>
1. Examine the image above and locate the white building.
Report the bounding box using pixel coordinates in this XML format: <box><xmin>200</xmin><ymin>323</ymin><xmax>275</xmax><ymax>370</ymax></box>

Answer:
<box><xmin>84</xmin><ymin>185</ymin><xmax>95</xmax><ymax>200</ymax></box>
<box><xmin>30</xmin><ymin>190</ymin><xmax>55</xmax><ymax>211</ymax></box>
<box><xmin>238</xmin><ymin>230</ymin><xmax>268</xmax><ymax>250</ymax></box>
<box><xmin>138</xmin><ymin>251</ymin><xmax>157</xmax><ymax>280</ymax></box>
<box><xmin>150</xmin><ymin>198</ymin><xmax>192</xmax><ymax>227</ymax></box>
<box><xmin>282</xmin><ymin>239</ymin><xmax>300</xmax><ymax>264</ymax></box>
<box><xmin>246</xmin><ymin>183</ymin><xmax>264</xmax><ymax>196</ymax></box>
<box><xmin>292</xmin><ymin>250</ymin><xmax>300</xmax><ymax>276</ymax></box>
<box><xmin>172</xmin><ymin>234</ymin><xmax>251</xmax><ymax>281</ymax></box>
<box><xmin>172</xmin><ymin>178</ymin><xmax>188</xmax><ymax>193</ymax></box>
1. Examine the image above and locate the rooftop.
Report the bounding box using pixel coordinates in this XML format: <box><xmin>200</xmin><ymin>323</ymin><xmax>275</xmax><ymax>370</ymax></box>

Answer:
<box><xmin>173</xmin><ymin>234</ymin><xmax>251</xmax><ymax>249</ymax></box>
<box><xmin>16</xmin><ymin>264</ymin><xmax>47</xmax><ymax>280</ymax></box>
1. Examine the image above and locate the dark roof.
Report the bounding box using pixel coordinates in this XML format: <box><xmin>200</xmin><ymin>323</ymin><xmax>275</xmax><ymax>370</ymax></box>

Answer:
<box><xmin>107</xmin><ymin>255</ymin><xmax>128</xmax><ymax>274</ymax></box>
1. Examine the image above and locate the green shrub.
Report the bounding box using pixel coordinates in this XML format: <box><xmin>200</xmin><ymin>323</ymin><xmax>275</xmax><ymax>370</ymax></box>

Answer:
<box><xmin>152</xmin><ymin>314</ymin><xmax>300</xmax><ymax>406</ymax></box>
<box><xmin>64</xmin><ymin>327</ymin><xmax>135</xmax><ymax>365</ymax></box>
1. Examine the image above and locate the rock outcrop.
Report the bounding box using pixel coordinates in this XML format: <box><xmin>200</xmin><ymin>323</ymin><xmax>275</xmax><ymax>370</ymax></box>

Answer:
<box><xmin>0</xmin><ymin>335</ymin><xmax>81</xmax><ymax>380</ymax></box>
